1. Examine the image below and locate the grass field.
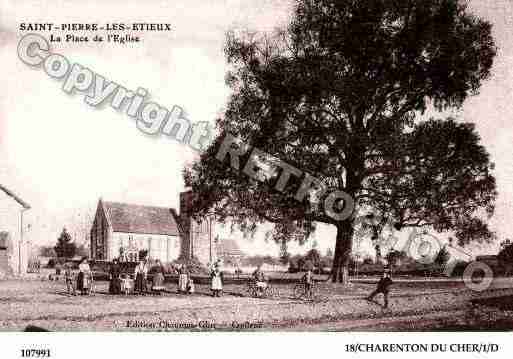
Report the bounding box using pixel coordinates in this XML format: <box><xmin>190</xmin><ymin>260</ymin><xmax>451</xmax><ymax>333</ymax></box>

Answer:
<box><xmin>1</xmin><ymin>277</ymin><xmax>513</xmax><ymax>331</ymax></box>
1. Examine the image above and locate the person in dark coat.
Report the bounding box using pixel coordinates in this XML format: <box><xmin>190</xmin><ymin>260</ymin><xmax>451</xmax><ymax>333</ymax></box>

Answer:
<box><xmin>109</xmin><ymin>259</ymin><xmax>122</xmax><ymax>295</ymax></box>
<box><xmin>134</xmin><ymin>258</ymin><xmax>149</xmax><ymax>295</ymax></box>
<box><xmin>77</xmin><ymin>258</ymin><xmax>91</xmax><ymax>295</ymax></box>
<box><xmin>366</xmin><ymin>267</ymin><xmax>393</xmax><ymax>308</ymax></box>
<box><xmin>152</xmin><ymin>259</ymin><xmax>166</xmax><ymax>292</ymax></box>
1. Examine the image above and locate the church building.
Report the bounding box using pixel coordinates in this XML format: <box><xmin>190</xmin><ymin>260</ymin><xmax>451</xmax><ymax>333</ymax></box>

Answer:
<box><xmin>89</xmin><ymin>190</ymin><xmax>218</xmax><ymax>265</ymax></box>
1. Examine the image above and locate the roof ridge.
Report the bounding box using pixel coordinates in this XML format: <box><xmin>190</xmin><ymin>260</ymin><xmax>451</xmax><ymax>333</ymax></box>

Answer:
<box><xmin>103</xmin><ymin>201</ymin><xmax>177</xmax><ymax>211</ymax></box>
<box><xmin>0</xmin><ymin>184</ymin><xmax>31</xmax><ymax>209</ymax></box>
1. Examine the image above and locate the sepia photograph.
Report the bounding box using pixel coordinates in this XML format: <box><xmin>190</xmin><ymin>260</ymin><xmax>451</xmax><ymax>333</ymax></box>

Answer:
<box><xmin>1</xmin><ymin>0</ymin><xmax>513</xmax><ymax>341</ymax></box>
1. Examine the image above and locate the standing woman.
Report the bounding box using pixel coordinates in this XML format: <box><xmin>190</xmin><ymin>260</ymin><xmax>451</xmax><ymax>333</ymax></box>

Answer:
<box><xmin>109</xmin><ymin>259</ymin><xmax>121</xmax><ymax>295</ymax></box>
<box><xmin>210</xmin><ymin>262</ymin><xmax>223</xmax><ymax>297</ymax></box>
<box><xmin>134</xmin><ymin>258</ymin><xmax>149</xmax><ymax>295</ymax></box>
<box><xmin>152</xmin><ymin>259</ymin><xmax>166</xmax><ymax>292</ymax></box>
<box><xmin>178</xmin><ymin>264</ymin><xmax>189</xmax><ymax>293</ymax></box>
<box><xmin>77</xmin><ymin>258</ymin><xmax>91</xmax><ymax>295</ymax></box>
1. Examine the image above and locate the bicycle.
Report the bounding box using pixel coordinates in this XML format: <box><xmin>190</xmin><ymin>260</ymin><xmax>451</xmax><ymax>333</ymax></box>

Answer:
<box><xmin>293</xmin><ymin>281</ymin><xmax>318</xmax><ymax>300</ymax></box>
<box><xmin>246</xmin><ymin>280</ymin><xmax>279</xmax><ymax>298</ymax></box>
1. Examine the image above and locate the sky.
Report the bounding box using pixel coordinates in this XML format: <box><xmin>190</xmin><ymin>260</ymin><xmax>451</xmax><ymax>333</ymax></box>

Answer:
<box><xmin>0</xmin><ymin>0</ymin><xmax>512</xmax><ymax>257</ymax></box>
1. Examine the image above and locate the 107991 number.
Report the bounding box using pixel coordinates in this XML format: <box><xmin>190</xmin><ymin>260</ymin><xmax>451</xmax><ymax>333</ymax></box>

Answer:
<box><xmin>21</xmin><ymin>349</ymin><xmax>51</xmax><ymax>358</ymax></box>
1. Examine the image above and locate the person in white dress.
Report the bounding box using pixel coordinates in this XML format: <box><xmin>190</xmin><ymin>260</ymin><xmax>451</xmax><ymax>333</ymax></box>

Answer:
<box><xmin>210</xmin><ymin>262</ymin><xmax>223</xmax><ymax>297</ymax></box>
<box><xmin>178</xmin><ymin>264</ymin><xmax>189</xmax><ymax>293</ymax></box>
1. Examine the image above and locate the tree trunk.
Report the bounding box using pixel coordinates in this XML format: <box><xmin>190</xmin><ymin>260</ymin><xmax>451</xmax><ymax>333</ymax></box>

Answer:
<box><xmin>331</xmin><ymin>220</ymin><xmax>354</xmax><ymax>284</ymax></box>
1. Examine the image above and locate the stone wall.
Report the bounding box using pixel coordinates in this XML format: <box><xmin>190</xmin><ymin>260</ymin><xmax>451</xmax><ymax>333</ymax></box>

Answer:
<box><xmin>179</xmin><ymin>190</ymin><xmax>217</xmax><ymax>266</ymax></box>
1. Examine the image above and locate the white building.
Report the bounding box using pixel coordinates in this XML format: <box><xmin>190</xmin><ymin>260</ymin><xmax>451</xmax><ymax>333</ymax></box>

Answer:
<box><xmin>0</xmin><ymin>184</ymin><xmax>31</xmax><ymax>276</ymax></box>
<box><xmin>90</xmin><ymin>200</ymin><xmax>182</xmax><ymax>262</ymax></box>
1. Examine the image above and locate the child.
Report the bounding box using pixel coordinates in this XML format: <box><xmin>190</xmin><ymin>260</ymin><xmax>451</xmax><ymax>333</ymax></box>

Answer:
<box><xmin>186</xmin><ymin>278</ymin><xmax>195</xmax><ymax>294</ymax></box>
<box><xmin>64</xmin><ymin>265</ymin><xmax>75</xmax><ymax>296</ymax></box>
<box><xmin>211</xmin><ymin>263</ymin><xmax>223</xmax><ymax>297</ymax></box>
<box><xmin>302</xmin><ymin>268</ymin><xmax>314</xmax><ymax>297</ymax></box>
<box><xmin>120</xmin><ymin>273</ymin><xmax>134</xmax><ymax>295</ymax></box>
<box><xmin>252</xmin><ymin>265</ymin><xmax>268</xmax><ymax>296</ymax></box>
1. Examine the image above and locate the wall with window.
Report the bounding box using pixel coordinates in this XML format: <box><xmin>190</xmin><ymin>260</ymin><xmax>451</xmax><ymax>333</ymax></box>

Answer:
<box><xmin>0</xmin><ymin>192</ymin><xmax>31</xmax><ymax>275</ymax></box>
<box><xmin>110</xmin><ymin>232</ymin><xmax>180</xmax><ymax>262</ymax></box>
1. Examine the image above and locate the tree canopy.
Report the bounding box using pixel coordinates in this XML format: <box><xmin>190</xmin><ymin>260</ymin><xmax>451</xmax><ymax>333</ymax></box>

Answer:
<box><xmin>185</xmin><ymin>0</ymin><xmax>497</xmax><ymax>283</ymax></box>
<box><xmin>54</xmin><ymin>228</ymin><xmax>76</xmax><ymax>258</ymax></box>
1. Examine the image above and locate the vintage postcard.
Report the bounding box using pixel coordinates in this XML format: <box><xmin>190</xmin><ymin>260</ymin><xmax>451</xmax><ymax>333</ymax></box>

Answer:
<box><xmin>1</xmin><ymin>0</ymin><xmax>513</xmax><ymax>354</ymax></box>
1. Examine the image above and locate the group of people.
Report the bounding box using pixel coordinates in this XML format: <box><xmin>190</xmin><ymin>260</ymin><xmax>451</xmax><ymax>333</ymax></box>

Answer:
<box><xmin>107</xmin><ymin>258</ymin><xmax>169</xmax><ymax>295</ymax></box>
<box><xmin>64</xmin><ymin>256</ymin><xmax>225</xmax><ymax>297</ymax></box>
<box><xmin>106</xmin><ymin>258</ymin><xmax>199</xmax><ymax>296</ymax></box>
<box><xmin>64</xmin><ymin>258</ymin><xmax>93</xmax><ymax>296</ymax></box>
<box><xmin>65</xmin><ymin>256</ymin><xmax>393</xmax><ymax>305</ymax></box>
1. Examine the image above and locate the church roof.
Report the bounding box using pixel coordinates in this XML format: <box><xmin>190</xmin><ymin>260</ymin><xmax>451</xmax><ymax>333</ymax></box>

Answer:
<box><xmin>102</xmin><ymin>201</ymin><xmax>181</xmax><ymax>236</ymax></box>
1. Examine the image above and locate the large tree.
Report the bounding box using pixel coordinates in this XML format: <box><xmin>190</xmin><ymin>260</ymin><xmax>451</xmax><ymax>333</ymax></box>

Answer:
<box><xmin>185</xmin><ymin>0</ymin><xmax>497</xmax><ymax>283</ymax></box>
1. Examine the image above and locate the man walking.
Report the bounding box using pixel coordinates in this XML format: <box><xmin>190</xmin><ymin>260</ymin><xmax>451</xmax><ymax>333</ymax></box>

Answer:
<box><xmin>367</xmin><ymin>267</ymin><xmax>393</xmax><ymax>308</ymax></box>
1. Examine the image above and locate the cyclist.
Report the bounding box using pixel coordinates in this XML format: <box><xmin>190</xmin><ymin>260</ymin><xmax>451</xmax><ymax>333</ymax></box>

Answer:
<box><xmin>301</xmin><ymin>268</ymin><xmax>314</xmax><ymax>297</ymax></box>
<box><xmin>252</xmin><ymin>265</ymin><xmax>268</xmax><ymax>296</ymax></box>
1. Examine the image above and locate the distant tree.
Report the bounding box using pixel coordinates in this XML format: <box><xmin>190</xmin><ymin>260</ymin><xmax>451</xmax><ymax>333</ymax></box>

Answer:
<box><xmin>303</xmin><ymin>259</ymin><xmax>314</xmax><ymax>271</ymax></box>
<box><xmin>385</xmin><ymin>250</ymin><xmax>408</xmax><ymax>267</ymax></box>
<box><xmin>325</xmin><ymin>248</ymin><xmax>334</xmax><ymax>258</ymax></box>
<box><xmin>498</xmin><ymin>242</ymin><xmax>513</xmax><ymax>264</ymax></box>
<box><xmin>305</xmin><ymin>248</ymin><xmax>321</xmax><ymax>268</ymax></box>
<box><xmin>434</xmin><ymin>245</ymin><xmax>451</xmax><ymax>267</ymax></box>
<box><xmin>297</xmin><ymin>256</ymin><xmax>306</xmax><ymax>271</ymax></box>
<box><xmin>288</xmin><ymin>255</ymin><xmax>300</xmax><ymax>273</ymax></box>
<box><xmin>279</xmin><ymin>239</ymin><xmax>290</xmax><ymax>264</ymax></box>
<box><xmin>279</xmin><ymin>252</ymin><xmax>290</xmax><ymax>265</ymax></box>
<box><xmin>54</xmin><ymin>228</ymin><xmax>76</xmax><ymax>258</ymax></box>
<box><xmin>75</xmin><ymin>244</ymin><xmax>89</xmax><ymax>258</ymax></box>
<box><xmin>362</xmin><ymin>257</ymin><xmax>374</xmax><ymax>266</ymax></box>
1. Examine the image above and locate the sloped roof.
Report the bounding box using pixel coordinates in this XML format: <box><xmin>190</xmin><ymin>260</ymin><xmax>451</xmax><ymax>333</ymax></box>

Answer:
<box><xmin>102</xmin><ymin>201</ymin><xmax>181</xmax><ymax>236</ymax></box>
<box><xmin>0</xmin><ymin>184</ymin><xmax>30</xmax><ymax>209</ymax></box>
<box><xmin>217</xmin><ymin>238</ymin><xmax>244</xmax><ymax>257</ymax></box>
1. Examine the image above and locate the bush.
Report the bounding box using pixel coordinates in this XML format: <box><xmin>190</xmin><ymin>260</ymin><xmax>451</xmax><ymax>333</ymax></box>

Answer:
<box><xmin>434</xmin><ymin>246</ymin><xmax>451</xmax><ymax>267</ymax></box>
<box><xmin>172</xmin><ymin>256</ymin><xmax>208</xmax><ymax>275</ymax></box>
<box><xmin>449</xmin><ymin>261</ymin><xmax>470</xmax><ymax>277</ymax></box>
<box><xmin>46</xmin><ymin>257</ymin><xmax>68</xmax><ymax>269</ymax></box>
<box><xmin>498</xmin><ymin>243</ymin><xmax>513</xmax><ymax>264</ymax></box>
<box><xmin>303</xmin><ymin>259</ymin><xmax>314</xmax><ymax>271</ymax></box>
<box><xmin>148</xmin><ymin>262</ymin><xmax>176</xmax><ymax>275</ymax></box>
<box><xmin>241</xmin><ymin>255</ymin><xmax>280</xmax><ymax>267</ymax></box>
<box><xmin>362</xmin><ymin>257</ymin><xmax>374</xmax><ymax>265</ymax></box>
